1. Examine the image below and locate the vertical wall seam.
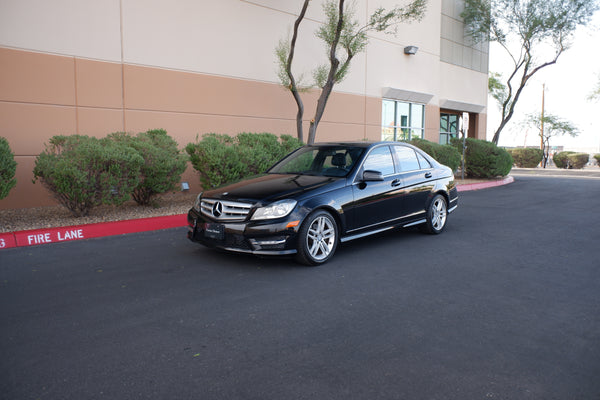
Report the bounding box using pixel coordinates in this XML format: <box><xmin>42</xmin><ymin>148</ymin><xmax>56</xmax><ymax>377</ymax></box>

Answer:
<box><xmin>73</xmin><ymin>57</ymin><xmax>79</xmax><ymax>134</ymax></box>
<box><xmin>364</xmin><ymin>0</ymin><xmax>370</xmax><ymax>140</ymax></box>
<box><xmin>119</xmin><ymin>0</ymin><xmax>126</xmax><ymax>132</ymax></box>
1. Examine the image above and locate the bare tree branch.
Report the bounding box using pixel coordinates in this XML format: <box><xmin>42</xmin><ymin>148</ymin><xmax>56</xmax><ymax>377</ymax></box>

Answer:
<box><xmin>276</xmin><ymin>0</ymin><xmax>428</xmax><ymax>144</ymax></box>
<box><xmin>464</xmin><ymin>0</ymin><xmax>597</xmax><ymax>145</ymax></box>
<box><xmin>284</xmin><ymin>0</ymin><xmax>311</xmax><ymax>143</ymax></box>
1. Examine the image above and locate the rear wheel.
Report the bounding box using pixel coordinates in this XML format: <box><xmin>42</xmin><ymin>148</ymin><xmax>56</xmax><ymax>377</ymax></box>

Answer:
<box><xmin>420</xmin><ymin>194</ymin><xmax>447</xmax><ymax>234</ymax></box>
<box><xmin>295</xmin><ymin>210</ymin><xmax>338</xmax><ymax>266</ymax></box>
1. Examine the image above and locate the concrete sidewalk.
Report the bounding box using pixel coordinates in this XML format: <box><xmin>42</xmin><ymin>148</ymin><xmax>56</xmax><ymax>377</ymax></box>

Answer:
<box><xmin>511</xmin><ymin>166</ymin><xmax>600</xmax><ymax>178</ymax></box>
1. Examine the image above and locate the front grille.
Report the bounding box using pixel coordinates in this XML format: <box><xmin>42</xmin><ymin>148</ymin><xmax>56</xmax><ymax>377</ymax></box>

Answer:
<box><xmin>200</xmin><ymin>198</ymin><xmax>253</xmax><ymax>221</ymax></box>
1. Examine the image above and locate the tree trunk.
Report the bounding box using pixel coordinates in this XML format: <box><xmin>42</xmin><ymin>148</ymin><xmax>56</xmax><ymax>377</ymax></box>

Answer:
<box><xmin>308</xmin><ymin>78</ymin><xmax>337</xmax><ymax>144</ymax></box>
<box><xmin>286</xmin><ymin>0</ymin><xmax>310</xmax><ymax>143</ymax></box>
<box><xmin>491</xmin><ymin>52</ymin><xmax>562</xmax><ymax>145</ymax></box>
<box><xmin>291</xmin><ymin>89</ymin><xmax>304</xmax><ymax>143</ymax></box>
<box><xmin>307</xmin><ymin>0</ymin><xmax>345</xmax><ymax>144</ymax></box>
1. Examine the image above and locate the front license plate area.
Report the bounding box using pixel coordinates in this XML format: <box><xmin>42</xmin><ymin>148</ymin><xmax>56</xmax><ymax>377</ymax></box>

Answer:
<box><xmin>204</xmin><ymin>223</ymin><xmax>225</xmax><ymax>240</ymax></box>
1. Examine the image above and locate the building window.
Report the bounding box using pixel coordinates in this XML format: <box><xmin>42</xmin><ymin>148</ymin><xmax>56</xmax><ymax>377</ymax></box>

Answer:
<box><xmin>382</xmin><ymin>100</ymin><xmax>424</xmax><ymax>141</ymax></box>
<box><xmin>440</xmin><ymin>113</ymin><xmax>459</xmax><ymax>144</ymax></box>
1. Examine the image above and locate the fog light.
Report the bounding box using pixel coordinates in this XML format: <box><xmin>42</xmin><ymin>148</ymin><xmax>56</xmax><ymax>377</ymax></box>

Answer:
<box><xmin>249</xmin><ymin>237</ymin><xmax>287</xmax><ymax>250</ymax></box>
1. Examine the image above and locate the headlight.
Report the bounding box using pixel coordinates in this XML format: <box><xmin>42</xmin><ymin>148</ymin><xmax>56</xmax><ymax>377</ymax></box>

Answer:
<box><xmin>251</xmin><ymin>199</ymin><xmax>297</xmax><ymax>220</ymax></box>
<box><xmin>193</xmin><ymin>193</ymin><xmax>202</xmax><ymax>211</ymax></box>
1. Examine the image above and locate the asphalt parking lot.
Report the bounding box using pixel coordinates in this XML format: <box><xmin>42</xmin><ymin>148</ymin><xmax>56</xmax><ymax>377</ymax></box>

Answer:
<box><xmin>1</xmin><ymin>174</ymin><xmax>599</xmax><ymax>400</ymax></box>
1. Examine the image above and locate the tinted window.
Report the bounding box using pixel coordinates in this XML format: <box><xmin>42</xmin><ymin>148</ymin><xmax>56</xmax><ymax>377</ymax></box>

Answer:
<box><xmin>363</xmin><ymin>146</ymin><xmax>395</xmax><ymax>176</ymax></box>
<box><xmin>269</xmin><ymin>146</ymin><xmax>365</xmax><ymax>177</ymax></box>
<box><xmin>393</xmin><ymin>146</ymin><xmax>421</xmax><ymax>172</ymax></box>
<box><xmin>416</xmin><ymin>151</ymin><xmax>432</xmax><ymax>169</ymax></box>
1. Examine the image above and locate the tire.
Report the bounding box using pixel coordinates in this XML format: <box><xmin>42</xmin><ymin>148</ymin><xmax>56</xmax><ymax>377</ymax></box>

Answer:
<box><xmin>295</xmin><ymin>210</ymin><xmax>338</xmax><ymax>266</ymax></box>
<box><xmin>420</xmin><ymin>194</ymin><xmax>448</xmax><ymax>234</ymax></box>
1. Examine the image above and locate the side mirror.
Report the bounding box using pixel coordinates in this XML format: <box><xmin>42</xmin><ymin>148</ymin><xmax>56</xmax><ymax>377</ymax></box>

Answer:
<box><xmin>362</xmin><ymin>170</ymin><xmax>384</xmax><ymax>182</ymax></box>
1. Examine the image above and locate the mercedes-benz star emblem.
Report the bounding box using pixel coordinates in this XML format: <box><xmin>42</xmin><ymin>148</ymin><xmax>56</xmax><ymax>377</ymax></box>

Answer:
<box><xmin>212</xmin><ymin>201</ymin><xmax>223</xmax><ymax>218</ymax></box>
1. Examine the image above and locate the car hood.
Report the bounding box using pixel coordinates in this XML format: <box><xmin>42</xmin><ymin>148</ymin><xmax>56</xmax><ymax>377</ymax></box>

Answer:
<box><xmin>202</xmin><ymin>174</ymin><xmax>343</xmax><ymax>203</ymax></box>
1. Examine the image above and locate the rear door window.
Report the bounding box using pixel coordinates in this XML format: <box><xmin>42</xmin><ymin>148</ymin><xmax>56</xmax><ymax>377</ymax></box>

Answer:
<box><xmin>393</xmin><ymin>146</ymin><xmax>421</xmax><ymax>172</ymax></box>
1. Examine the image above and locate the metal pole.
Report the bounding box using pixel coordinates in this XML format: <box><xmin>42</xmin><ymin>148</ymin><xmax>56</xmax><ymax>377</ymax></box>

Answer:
<box><xmin>541</xmin><ymin>83</ymin><xmax>545</xmax><ymax>167</ymax></box>
<box><xmin>461</xmin><ymin>113</ymin><xmax>468</xmax><ymax>180</ymax></box>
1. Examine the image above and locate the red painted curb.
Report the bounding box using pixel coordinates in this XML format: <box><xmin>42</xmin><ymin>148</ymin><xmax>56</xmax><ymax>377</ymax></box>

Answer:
<box><xmin>0</xmin><ymin>214</ymin><xmax>187</xmax><ymax>250</ymax></box>
<box><xmin>0</xmin><ymin>231</ymin><xmax>17</xmax><ymax>250</ymax></box>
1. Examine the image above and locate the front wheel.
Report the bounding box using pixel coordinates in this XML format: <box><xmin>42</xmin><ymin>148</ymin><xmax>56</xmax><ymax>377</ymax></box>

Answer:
<box><xmin>295</xmin><ymin>210</ymin><xmax>338</xmax><ymax>266</ymax></box>
<box><xmin>420</xmin><ymin>194</ymin><xmax>448</xmax><ymax>234</ymax></box>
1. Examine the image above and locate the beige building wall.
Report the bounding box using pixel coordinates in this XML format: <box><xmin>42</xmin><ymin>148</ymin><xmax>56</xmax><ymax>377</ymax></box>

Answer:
<box><xmin>0</xmin><ymin>0</ymin><xmax>488</xmax><ymax>210</ymax></box>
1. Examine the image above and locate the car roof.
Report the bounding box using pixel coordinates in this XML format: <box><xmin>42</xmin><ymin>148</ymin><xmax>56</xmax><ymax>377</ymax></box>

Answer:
<box><xmin>307</xmin><ymin>141</ymin><xmax>408</xmax><ymax>148</ymax></box>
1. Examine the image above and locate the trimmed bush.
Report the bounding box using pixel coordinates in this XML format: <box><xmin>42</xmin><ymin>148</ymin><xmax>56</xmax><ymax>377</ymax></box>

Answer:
<box><xmin>567</xmin><ymin>153</ymin><xmax>589</xmax><ymax>169</ymax></box>
<box><xmin>451</xmin><ymin>138</ymin><xmax>513</xmax><ymax>178</ymax></box>
<box><xmin>33</xmin><ymin>135</ymin><xmax>143</xmax><ymax>217</ymax></box>
<box><xmin>594</xmin><ymin>154</ymin><xmax>600</xmax><ymax>166</ymax></box>
<box><xmin>185</xmin><ymin>133</ymin><xmax>303</xmax><ymax>188</ymax></box>
<box><xmin>553</xmin><ymin>151</ymin><xmax>575</xmax><ymax>168</ymax></box>
<box><xmin>508</xmin><ymin>148</ymin><xmax>543</xmax><ymax>168</ymax></box>
<box><xmin>108</xmin><ymin>129</ymin><xmax>188</xmax><ymax>205</ymax></box>
<box><xmin>235</xmin><ymin>132</ymin><xmax>302</xmax><ymax>176</ymax></box>
<box><xmin>409</xmin><ymin>138</ymin><xmax>461</xmax><ymax>171</ymax></box>
<box><xmin>0</xmin><ymin>137</ymin><xmax>17</xmax><ymax>200</ymax></box>
<box><xmin>186</xmin><ymin>134</ymin><xmax>248</xmax><ymax>189</ymax></box>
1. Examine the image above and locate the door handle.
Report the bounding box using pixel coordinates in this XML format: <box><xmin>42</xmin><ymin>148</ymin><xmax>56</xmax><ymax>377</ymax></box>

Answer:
<box><xmin>391</xmin><ymin>179</ymin><xmax>401</xmax><ymax>187</ymax></box>
<box><xmin>425</xmin><ymin>172</ymin><xmax>432</xmax><ymax>179</ymax></box>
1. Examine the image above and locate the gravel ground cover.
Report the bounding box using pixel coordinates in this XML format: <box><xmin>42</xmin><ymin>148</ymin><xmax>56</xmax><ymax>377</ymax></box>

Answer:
<box><xmin>0</xmin><ymin>192</ymin><xmax>197</xmax><ymax>233</ymax></box>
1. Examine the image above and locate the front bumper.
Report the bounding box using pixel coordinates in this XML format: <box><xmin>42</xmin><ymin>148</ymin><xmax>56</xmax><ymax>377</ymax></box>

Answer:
<box><xmin>187</xmin><ymin>208</ymin><xmax>299</xmax><ymax>255</ymax></box>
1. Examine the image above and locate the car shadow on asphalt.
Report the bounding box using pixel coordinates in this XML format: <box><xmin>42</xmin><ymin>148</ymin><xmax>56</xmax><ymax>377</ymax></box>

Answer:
<box><xmin>184</xmin><ymin>226</ymin><xmax>430</xmax><ymax>271</ymax></box>
<box><xmin>187</xmin><ymin>244</ymin><xmax>307</xmax><ymax>271</ymax></box>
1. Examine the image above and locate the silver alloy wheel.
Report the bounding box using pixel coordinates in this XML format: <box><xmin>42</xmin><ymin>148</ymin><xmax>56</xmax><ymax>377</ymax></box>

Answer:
<box><xmin>431</xmin><ymin>196</ymin><xmax>447</xmax><ymax>231</ymax></box>
<box><xmin>306</xmin><ymin>215</ymin><xmax>336</xmax><ymax>261</ymax></box>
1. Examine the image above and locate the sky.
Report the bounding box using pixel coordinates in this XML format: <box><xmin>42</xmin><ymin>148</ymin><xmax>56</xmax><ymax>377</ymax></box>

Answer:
<box><xmin>486</xmin><ymin>12</ymin><xmax>600</xmax><ymax>153</ymax></box>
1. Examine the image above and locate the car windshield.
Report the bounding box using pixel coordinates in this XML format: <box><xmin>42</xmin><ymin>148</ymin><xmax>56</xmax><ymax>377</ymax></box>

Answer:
<box><xmin>268</xmin><ymin>146</ymin><xmax>366</xmax><ymax>177</ymax></box>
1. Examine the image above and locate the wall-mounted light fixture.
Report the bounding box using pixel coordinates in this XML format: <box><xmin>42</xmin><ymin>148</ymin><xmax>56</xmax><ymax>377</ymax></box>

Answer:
<box><xmin>404</xmin><ymin>46</ymin><xmax>419</xmax><ymax>55</ymax></box>
<box><xmin>181</xmin><ymin>182</ymin><xmax>190</xmax><ymax>191</ymax></box>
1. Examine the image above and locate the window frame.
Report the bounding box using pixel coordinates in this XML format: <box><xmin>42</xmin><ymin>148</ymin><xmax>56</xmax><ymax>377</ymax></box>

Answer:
<box><xmin>439</xmin><ymin>112</ymin><xmax>459</xmax><ymax>145</ymax></box>
<box><xmin>382</xmin><ymin>99</ymin><xmax>425</xmax><ymax>142</ymax></box>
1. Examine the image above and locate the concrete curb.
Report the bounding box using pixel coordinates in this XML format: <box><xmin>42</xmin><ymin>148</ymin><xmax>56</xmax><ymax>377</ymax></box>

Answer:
<box><xmin>1</xmin><ymin>176</ymin><xmax>516</xmax><ymax>250</ymax></box>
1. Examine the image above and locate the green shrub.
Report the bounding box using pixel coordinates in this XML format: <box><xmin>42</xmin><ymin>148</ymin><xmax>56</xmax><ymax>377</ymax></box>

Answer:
<box><xmin>508</xmin><ymin>148</ymin><xmax>543</xmax><ymax>168</ymax></box>
<box><xmin>235</xmin><ymin>132</ymin><xmax>301</xmax><ymax>176</ymax></box>
<box><xmin>451</xmin><ymin>138</ymin><xmax>513</xmax><ymax>178</ymax></box>
<box><xmin>594</xmin><ymin>154</ymin><xmax>600</xmax><ymax>166</ymax></box>
<box><xmin>33</xmin><ymin>135</ymin><xmax>143</xmax><ymax>217</ymax></box>
<box><xmin>185</xmin><ymin>133</ymin><xmax>303</xmax><ymax>188</ymax></box>
<box><xmin>409</xmin><ymin>138</ymin><xmax>461</xmax><ymax>171</ymax></box>
<box><xmin>567</xmin><ymin>153</ymin><xmax>589</xmax><ymax>169</ymax></box>
<box><xmin>553</xmin><ymin>151</ymin><xmax>575</xmax><ymax>168</ymax></box>
<box><xmin>186</xmin><ymin>134</ymin><xmax>248</xmax><ymax>189</ymax></box>
<box><xmin>280</xmin><ymin>134</ymin><xmax>305</xmax><ymax>156</ymax></box>
<box><xmin>0</xmin><ymin>137</ymin><xmax>17</xmax><ymax>200</ymax></box>
<box><xmin>108</xmin><ymin>129</ymin><xmax>187</xmax><ymax>205</ymax></box>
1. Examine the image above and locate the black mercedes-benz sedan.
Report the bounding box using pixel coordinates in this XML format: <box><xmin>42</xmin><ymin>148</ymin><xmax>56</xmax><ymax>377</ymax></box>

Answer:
<box><xmin>187</xmin><ymin>141</ymin><xmax>458</xmax><ymax>265</ymax></box>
